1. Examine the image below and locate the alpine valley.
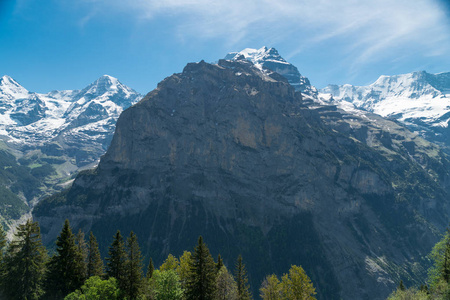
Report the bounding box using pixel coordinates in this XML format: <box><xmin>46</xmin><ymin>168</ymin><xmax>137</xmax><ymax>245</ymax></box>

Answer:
<box><xmin>31</xmin><ymin>48</ymin><xmax>450</xmax><ymax>299</ymax></box>
<box><xmin>0</xmin><ymin>75</ymin><xmax>141</xmax><ymax>229</ymax></box>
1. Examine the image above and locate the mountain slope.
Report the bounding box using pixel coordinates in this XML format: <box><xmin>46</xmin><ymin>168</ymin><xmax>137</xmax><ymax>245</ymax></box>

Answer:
<box><xmin>35</xmin><ymin>59</ymin><xmax>450</xmax><ymax>299</ymax></box>
<box><xmin>0</xmin><ymin>75</ymin><xmax>141</xmax><ymax>229</ymax></box>
<box><xmin>320</xmin><ymin>71</ymin><xmax>450</xmax><ymax>148</ymax></box>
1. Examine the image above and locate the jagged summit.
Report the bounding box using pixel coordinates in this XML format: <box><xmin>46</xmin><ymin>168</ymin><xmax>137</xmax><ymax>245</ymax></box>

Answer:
<box><xmin>320</xmin><ymin>70</ymin><xmax>450</xmax><ymax>123</ymax></box>
<box><xmin>0</xmin><ymin>75</ymin><xmax>29</xmax><ymax>101</ymax></box>
<box><xmin>77</xmin><ymin>75</ymin><xmax>137</xmax><ymax>102</ymax></box>
<box><xmin>224</xmin><ymin>47</ymin><xmax>317</xmax><ymax>97</ymax></box>
<box><xmin>0</xmin><ymin>74</ymin><xmax>142</xmax><ymax>165</ymax></box>
<box><xmin>319</xmin><ymin>70</ymin><xmax>450</xmax><ymax>148</ymax></box>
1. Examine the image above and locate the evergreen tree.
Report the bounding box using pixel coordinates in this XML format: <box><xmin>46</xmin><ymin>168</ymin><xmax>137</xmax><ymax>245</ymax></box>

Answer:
<box><xmin>260</xmin><ymin>274</ymin><xmax>281</xmax><ymax>300</ymax></box>
<box><xmin>87</xmin><ymin>231</ymin><xmax>104</xmax><ymax>278</ymax></box>
<box><xmin>398</xmin><ymin>280</ymin><xmax>406</xmax><ymax>291</ymax></box>
<box><xmin>160</xmin><ymin>254</ymin><xmax>180</xmax><ymax>271</ymax></box>
<box><xmin>215</xmin><ymin>266</ymin><xmax>238</xmax><ymax>300</ymax></box>
<box><xmin>106</xmin><ymin>230</ymin><xmax>127</xmax><ymax>288</ymax></box>
<box><xmin>3</xmin><ymin>219</ymin><xmax>47</xmax><ymax>300</ymax></box>
<box><xmin>177</xmin><ymin>251</ymin><xmax>193</xmax><ymax>289</ymax></box>
<box><xmin>234</xmin><ymin>255</ymin><xmax>252</xmax><ymax>300</ymax></box>
<box><xmin>216</xmin><ymin>254</ymin><xmax>224</xmax><ymax>273</ymax></box>
<box><xmin>186</xmin><ymin>236</ymin><xmax>217</xmax><ymax>300</ymax></box>
<box><xmin>0</xmin><ymin>223</ymin><xmax>6</xmax><ymax>261</ymax></box>
<box><xmin>45</xmin><ymin>219</ymin><xmax>85</xmax><ymax>299</ymax></box>
<box><xmin>147</xmin><ymin>258</ymin><xmax>154</xmax><ymax>279</ymax></box>
<box><xmin>124</xmin><ymin>231</ymin><xmax>144</xmax><ymax>300</ymax></box>
<box><xmin>428</xmin><ymin>228</ymin><xmax>450</xmax><ymax>289</ymax></box>
<box><xmin>75</xmin><ymin>229</ymin><xmax>88</xmax><ymax>281</ymax></box>
<box><xmin>0</xmin><ymin>223</ymin><xmax>7</xmax><ymax>282</ymax></box>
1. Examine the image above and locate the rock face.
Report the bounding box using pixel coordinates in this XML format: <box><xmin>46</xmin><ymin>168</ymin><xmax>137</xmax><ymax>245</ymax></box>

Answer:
<box><xmin>320</xmin><ymin>71</ymin><xmax>450</xmax><ymax>149</ymax></box>
<box><xmin>225</xmin><ymin>47</ymin><xmax>318</xmax><ymax>97</ymax></box>
<box><xmin>35</xmin><ymin>59</ymin><xmax>450</xmax><ymax>299</ymax></box>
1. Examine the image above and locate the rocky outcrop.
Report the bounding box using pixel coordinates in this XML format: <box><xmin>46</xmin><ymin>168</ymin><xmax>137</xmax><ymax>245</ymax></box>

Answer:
<box><xmin>35</xmin><ymin>59</ymin><xmax>450</xmax><ymax>299</ymax></box>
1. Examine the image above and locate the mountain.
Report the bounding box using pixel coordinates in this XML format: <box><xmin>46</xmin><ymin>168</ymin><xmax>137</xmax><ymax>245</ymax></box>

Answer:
<box><xmin>34</xmin><ymin>58</ymin><xmax>450</xmax><ymax>299</ymax></box>
<box><xmin>320</xmin><ymin>71</ymin><xmax>450</xmax><ymax>148</ymax></box>
<box><xmin>224</xmin><ymin>46</ymin><xmax>318</xmax><ymax>97</ymax></box>
<box><xmin>0</xmin><ymin>75</ymin><xmax>141</xmax><ymax>228</ymax></box>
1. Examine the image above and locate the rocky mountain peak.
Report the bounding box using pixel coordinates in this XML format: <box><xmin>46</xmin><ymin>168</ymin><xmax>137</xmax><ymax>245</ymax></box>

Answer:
<box><xmin>35</xmin><ymin>58</ymin><xmax>450</xmax><ymax>300</ymax></box>
<box><xmin>224</xmin><ymin>47</ymin><xmax>317</xmax><ymax>97</ymax></box>
<box><xmin>80</xmin><ymin>74</ymin><xmax>123</xmax><ymax>96</ymax></box>
<box><xmin>0</xmin><ymin>75</ymin><xmax>29</xmax><ymax>101</ymax></box>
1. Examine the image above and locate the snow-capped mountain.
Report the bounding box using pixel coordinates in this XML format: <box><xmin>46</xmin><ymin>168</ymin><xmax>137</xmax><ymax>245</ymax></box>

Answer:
<box><xmin>0</xmin><ymin>74</ymin><xmax>142</xmax><ymax>229</ymax></box>
<box><xmin>0</xmin><ymin>75</ymin><xmax>142</xmax><ymax>166</ymax></box>
<box><xmin>224</xmin><ymin>46</ymin><xmax>318</xmax><ymax>97</ymax></box>
<box><xmin>320</xmin><ymin>71</ymin><xmax>450</xmax><ymax>146</ymax></box>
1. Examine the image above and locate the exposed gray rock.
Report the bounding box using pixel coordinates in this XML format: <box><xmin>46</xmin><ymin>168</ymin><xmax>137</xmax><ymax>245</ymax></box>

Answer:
<box><xmin>36</xmin><ymin>59</ymin><xmax>450</xmax><ymax>299</ymax></box>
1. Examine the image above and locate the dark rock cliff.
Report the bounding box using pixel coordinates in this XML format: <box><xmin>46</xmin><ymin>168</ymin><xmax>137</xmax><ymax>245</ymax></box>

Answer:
<box><xmin>35</xmin><ymin>59</ymin><xmax>450</xmax><ymax>299</ymax></box>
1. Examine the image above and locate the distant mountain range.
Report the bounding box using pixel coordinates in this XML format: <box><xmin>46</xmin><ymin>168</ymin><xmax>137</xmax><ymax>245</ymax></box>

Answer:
<box><xmin>0</xmin><ymin>75</ymin><xmax>141</xmax><ymax>157</ymax></box>
<box><xmin>319</xmin><ymin>71</ymin><xmax>450</xmax><ymax>148</ymax></box>
<box><xmin>0</xmin><ymin>75</ymin><xmax>141</xmax><ymax>228</ymax></box>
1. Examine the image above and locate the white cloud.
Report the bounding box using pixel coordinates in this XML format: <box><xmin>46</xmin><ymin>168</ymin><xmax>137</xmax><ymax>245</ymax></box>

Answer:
<box><xmin>82</xmin><ymin>0</ymin><xmax>450</xmax><ymax>67</ymax></box>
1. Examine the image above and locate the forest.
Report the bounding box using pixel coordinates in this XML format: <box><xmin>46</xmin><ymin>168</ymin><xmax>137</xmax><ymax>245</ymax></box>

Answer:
<box><xmin>0</xmin><ymin>219</ymin><xmax>316</xmax><ymax>300</ymax></box>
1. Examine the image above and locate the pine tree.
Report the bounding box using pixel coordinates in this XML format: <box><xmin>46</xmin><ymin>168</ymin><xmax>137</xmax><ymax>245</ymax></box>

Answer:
<box><xmin>87</xmin><ymin>231</ymin><xmax>104</xmax><ymax>278</ymax></box>
<box><xmin>216</xmin><ymin>254</ymin><xmax>224</xmax><ymax>273</ymax></box>
<box><xmin>106</xmin><ymin>230</ymin><xmax>127</xmax><ymax>291</ymax></box>
<box><xmin>0</xmin><ymin>223</ymin><xmax>7</xmax><ymax>281</ymax></box>
<box><xmin>186</xmin><ymin>236</ymin><xmax>217</xmax><ymax>300</ymax></box>
<box><xmin>45</xmin><ymin>219</ymin><xmax>85</xmax><ymax>299</ymax></box>
<box><xmin>75</xmin><ymin>229</ymin><xmax>88</xmax><ymax>281</ymax></box>
<box><xmin>146</xmin><ymin>258</ymin><xmax>154</xmax><ymax>279</ymax></box>
<box><xmin>124</xmin><ymin>231</ymin><xmax>144</xmax><ymax>300</ymax></box>
<box><xmin>235</xmin><ymin>255</ymin><xmax>252</xmax><ymax>300</ymax></box>
<box><xmin>3</xmin><ymin>219</ymin><xmax>47</xmax><ymax>300</ymax></box>
<box><xmin>398</xmin><ymin>280</ymin><xmax>406</xmax><ymax>291</ymax></box>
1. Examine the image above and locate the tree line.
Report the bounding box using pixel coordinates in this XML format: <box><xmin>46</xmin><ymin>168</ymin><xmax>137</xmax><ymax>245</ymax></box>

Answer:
<box><xmin>388</xmin><ymin>229</ymin><xmax>450</xmax><ymax>300</ymax></box>
<box><xmin>0</xmin><ymin>219</ymin><xmax>316</xmax><ymax>300</ymax></box>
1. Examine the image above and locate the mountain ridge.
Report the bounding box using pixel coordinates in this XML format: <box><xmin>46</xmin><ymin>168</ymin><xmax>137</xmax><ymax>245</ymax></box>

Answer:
<box><xmin>319</xmin><ymin>70</ymin><xmax>450</xmax><ymax>148</ymax></box>
<box><xmin>34</xmin><ymin>58</ymin><xmax>450</xmax><ymax>299</ymax></box>
<box><xmin>0</xmin><ymin>74</ymin><xmax>142</xmax><ymax>229</ymax></box>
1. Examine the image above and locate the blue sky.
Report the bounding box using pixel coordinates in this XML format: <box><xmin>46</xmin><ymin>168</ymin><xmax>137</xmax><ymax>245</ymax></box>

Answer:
<box><xmin>1</xmin><ymin>0</ymin><xmax>449</xmax><ymax>94</ymax></box>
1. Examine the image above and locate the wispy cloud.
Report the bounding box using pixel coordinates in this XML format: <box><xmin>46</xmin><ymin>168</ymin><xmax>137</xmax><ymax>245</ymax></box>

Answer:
<box><xmin>79</xmin><ymin>0</ymin><xmax>450</xmax><ymax>73</ymax></box>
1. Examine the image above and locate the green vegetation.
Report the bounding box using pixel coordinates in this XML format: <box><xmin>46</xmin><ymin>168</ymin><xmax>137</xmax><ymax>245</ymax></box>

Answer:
<box><xmin>45</xmin><ymin>219</ymin><xmax>86</xmax><ymax>299</ymax></box>
<box><xmin>0</xmin><ymin>146</ymin><xmax>80</xmax><ymax>230</ymax></box>
<box><xmin>86</xmin><ymin>231</ymin><xmax>104</xmax><ymax>278</ymax></box>
<box><xmin>0</xmin><ymin>220</ymin><xmax>317</xmax><ymax>300</ymax></box>
<box><xmin>65</xmin><ymin>276</ymin><xmax>121</xmax><ymax>300</ymax></box>
<box><xmin>387</xmin><ymin>229</ymin><xmax>450</xmax><ymax>299</ymax></box>
<box><xmin>185</xmin><ymin>236</ymin><xmax>217</xmax><ymax>300</ymax></box>
<box><xmin>2</xmin><ymin>219</ymin><xmax>47</xmax><ymax>300</ymax></box>
<box><xmin>259</xmin><ymin>266</ymin><xmax>316</xmax><ymax>300</ymax></box>
<box><xmin>235</xmin><ymin>255</ymin><xmax>252</xmax><ymax>300</ymax></box>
